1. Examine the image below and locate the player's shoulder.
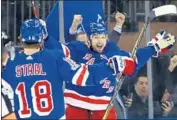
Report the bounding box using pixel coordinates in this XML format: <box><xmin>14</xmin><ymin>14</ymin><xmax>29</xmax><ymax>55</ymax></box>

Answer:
<box><xmin>67</xmin><ymin>41</ymin><xmax>89</xmax><ymax>50</ymax></box>
<box><xmin>42</xmin><ymin>49</ymin><xmax>65</xmax><ymax>60</ymax></box>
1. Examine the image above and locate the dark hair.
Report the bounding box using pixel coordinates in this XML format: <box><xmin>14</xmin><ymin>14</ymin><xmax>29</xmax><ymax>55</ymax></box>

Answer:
<box><xmin>23</xmin><ymin>42</ymin><xmax>41</xmax><ymax>49</ymax></box>
<box><xmin>134</xmin><ymin>64</ymin><xmax>147</xmax><ymax>84</ymax></box>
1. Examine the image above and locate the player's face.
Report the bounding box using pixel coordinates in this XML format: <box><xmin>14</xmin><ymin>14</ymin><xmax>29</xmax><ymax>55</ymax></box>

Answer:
<box><xmin>135</xmin><ymin>77</ymin><xmax>148</xmax><ymax>97</ymax></box>
<box><xmin>90</xmin><ymin>34</ymin><xmax>107</xmax><ymax>54</ymax></box>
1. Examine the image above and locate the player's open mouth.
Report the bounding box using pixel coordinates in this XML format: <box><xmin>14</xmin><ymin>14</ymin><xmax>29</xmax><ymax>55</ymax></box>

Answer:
<box><xmin>96</xmin><ymin>44</ymin><xmax>103</xmax><ymax>49</ymax></box>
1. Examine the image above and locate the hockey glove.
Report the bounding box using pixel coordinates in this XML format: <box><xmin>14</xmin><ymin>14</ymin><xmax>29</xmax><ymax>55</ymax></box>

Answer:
<box><xmin>108</xmin><ymin>55</ymin><xmax>135</xmax><ymax>76</ymax></box>
<box><xmin>4</xmin><ymin>41</ymin><xmax>15</xmax><ymax>61</ymax></box>
<box><xmin>148</xmin><ymin>30</ymin><xmax>176</xmax><ymax>57</ymax></box>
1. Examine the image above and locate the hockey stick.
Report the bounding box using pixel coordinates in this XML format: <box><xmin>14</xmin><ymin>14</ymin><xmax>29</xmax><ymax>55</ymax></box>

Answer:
<box><xmin>31</xmin><ymin>1</ymin><xmax>39</xmax><ymax>20</ymax></box>
<box><xmin>17</xmin><ymin>1</ymin><xmax>40</xmax><ymax>46</ymax></box>
<box><xmin>103</xmin><ymin>5</ymin><xmax>177</xmax><ymax>120</ymax></box>
<box><xmin>31</xmin><ymin>1</ymin><xmax>47</xmax><ymax>49</ymax></box>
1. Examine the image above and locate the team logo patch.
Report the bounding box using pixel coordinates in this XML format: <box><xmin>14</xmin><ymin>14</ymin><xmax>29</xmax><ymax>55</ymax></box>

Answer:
<box><xmin>100</xmin><ymin>78</ymin><xmax>111</xmax><ymax>89</ymax></box>
<box><xmin>100</xmin><ymin>54</ymin><xmax>108</xmax><ymax>60</ymax></box>
<box><xmin>86</xmin><ymin>58</ymin><xmax>95</xmax><ymax>65</ymax></box>
<box><xmin>106</xmin><ymin>86</ymin><xmax>114</xmax><ymax>93</ymax></box>
<box><xmin>83</xmin><ymin>53</ymin><xmax>92</xmax><ymax>60</ymax></box>
<box><xmin>26</xmin><ymin>56</ymin><xmax>33</xmax><ymax>60</ymax></box>
<box><xmin>118</xmin><ymin>56</ymin><xmax>125</xmax><ymax>72</ymax></box>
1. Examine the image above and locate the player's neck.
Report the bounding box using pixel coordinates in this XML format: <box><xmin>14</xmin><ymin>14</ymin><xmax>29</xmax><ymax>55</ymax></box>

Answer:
<box><xmin>24</xmin><ymin>48</ymin><xmax>40</xmax><ymax>55</ymax></box>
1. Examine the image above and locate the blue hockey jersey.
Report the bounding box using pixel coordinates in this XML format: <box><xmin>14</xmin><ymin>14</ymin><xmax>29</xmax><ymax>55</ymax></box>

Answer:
<box><xmin>2</xmin><ymin>49</ymin><xmax>115</xmax><ymax>119</ymax></box>
<box><xmin>44</xmin><ymin>36</ymin><xmax>155</xmax><ymax>110</ymax></box>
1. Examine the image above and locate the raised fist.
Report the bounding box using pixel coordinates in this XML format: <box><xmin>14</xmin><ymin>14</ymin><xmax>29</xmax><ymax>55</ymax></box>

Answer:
<box><xmin>70</xmin><ymin>15</ymin><xmax>83</xmax><ymax>34</ymax></box>
<box><xmin>72</xmin><ymin>15</ymin><xmax>83</xmax><ymax>27</ymax></box>
<box><xmin>115</xmin><ymin>12</ymin><xmax>125</xmax><ymax>27</ymax></box>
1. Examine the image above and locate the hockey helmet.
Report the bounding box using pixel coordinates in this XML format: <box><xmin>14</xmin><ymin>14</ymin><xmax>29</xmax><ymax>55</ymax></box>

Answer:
<box><xmin>21</xmin><ymin>19</ymin><xmax>48</xmax><ymax>43</ymax></box>
<box><xmin>88</xmin><ymin>22</ymin><xmax>108</xmax><ymax>37</ymax></box>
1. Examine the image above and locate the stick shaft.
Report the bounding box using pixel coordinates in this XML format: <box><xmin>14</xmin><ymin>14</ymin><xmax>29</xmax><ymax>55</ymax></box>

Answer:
<box><xmin>102</xmin><ymin>20</ymin><xmax>149</xmax><ymax>120</ymax></box>
<box><xmin>131</xmin><ymin>21</ymin><xmax>149</xmax><ymax>58</ymax></box>
<box><xmin>32</xmin><ymin>1</ymin><xmax>39</xmax><ymax>20</ymax></box>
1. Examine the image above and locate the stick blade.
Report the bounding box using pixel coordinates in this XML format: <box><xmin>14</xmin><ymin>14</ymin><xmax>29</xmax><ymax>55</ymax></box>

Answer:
<box><xmin>153</xmin><ymin>5</ymin><xmax>177</xmax><ymax>17</ymax></box>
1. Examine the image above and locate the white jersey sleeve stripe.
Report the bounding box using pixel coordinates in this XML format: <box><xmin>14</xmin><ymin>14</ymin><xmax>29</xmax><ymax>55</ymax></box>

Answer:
<box><xmin>81</xmin><ymin>66</ymin><xmax>89</xmax><ymax>86</ymax></box>
<box><xmin>72</xmin><ymin>64</ymin><xmax>89</xmax><ymax>86</ymax></box>
<box><xmin>1</xmin><ymin>96</ymin><xmax>10</xmax><ymax>117</ymax></box>
<box><xmin>61</xmin><ymin>44</ymin><xmax>70</xmax><ymax>58</ymax></box>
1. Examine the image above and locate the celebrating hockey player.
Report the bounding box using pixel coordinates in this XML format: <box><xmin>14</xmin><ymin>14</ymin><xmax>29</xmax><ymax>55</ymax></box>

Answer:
<box><xmin>1</xmin><ymin>40</ymin><xmax>16</xmax><ymax>120</ymax></box>
<box><xmin>45</xmin><ymin>13</ymin><xmax>175</xmax><ymax>119</ymax></box>
<box><xmin>44</xmin><ymin>13</ymin><xmax>176</xmax><ymax>119</ymax></box>
<box><xmin>1</xmin><ymin>19</ymin><xmax>127</xmax><ymax>119</ymax></box>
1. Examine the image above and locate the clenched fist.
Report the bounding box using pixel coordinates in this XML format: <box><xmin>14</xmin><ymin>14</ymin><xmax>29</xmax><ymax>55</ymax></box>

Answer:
<box><xmin>70</xmin><ymin>15</ymin><xmax>83</xmax><ymax>34</ymax></box>
<box><xmin>72</xmin><ymin>15</ymin><xmax>82</xmax><ymax>27</ymax></box>
<box><xmin>115</xmin><ymin>12</ymin><xmax>125</xmax><ymax>27</ymax></box>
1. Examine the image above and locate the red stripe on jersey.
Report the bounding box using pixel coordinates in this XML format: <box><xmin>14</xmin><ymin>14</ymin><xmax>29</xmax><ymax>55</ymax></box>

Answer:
<box><xmin>65</xmin><ymin>46</ymin><xmax>70</xmax><ymax>58</ymax></box>
<box><xmin>64</xmin><ymin>93</ymin><xmax>110</xmax><ymax>104</ymax></box>
<box><xmin>76</xmin><ymin>65</ymin><xmax>87</xmax><ymax>86</ymax></box>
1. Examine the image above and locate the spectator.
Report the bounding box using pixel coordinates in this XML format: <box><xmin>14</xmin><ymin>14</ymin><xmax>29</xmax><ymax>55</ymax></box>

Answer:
<box><xmin>123</xmin><ymin>67</ymin><xmax>173</xmax><ymax>118</ymax></box>
<box><xmin>167</xmin><ymin>55</ymin><xmax>177</xmax><ymax>117</ymax></box>
<box><xmin>152</xmin><ymin>54</ymin><xmax>172</xmax><ymax>102</ymax></box>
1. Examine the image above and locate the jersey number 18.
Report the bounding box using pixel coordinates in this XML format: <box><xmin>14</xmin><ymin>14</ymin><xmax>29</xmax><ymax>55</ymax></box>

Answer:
<box><xmin>15</xmin><ymin>80</ymin><xmax>54</xmax><ymax>118</ymax></box>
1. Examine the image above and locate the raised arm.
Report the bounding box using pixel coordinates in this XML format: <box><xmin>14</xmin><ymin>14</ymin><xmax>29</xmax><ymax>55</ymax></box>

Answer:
<box><xmin>68</xmin><ymin>15</ymin><xmax>83</xmax><ymax>41</ymax></box>
<box><xmin>108</xmin><ymin>12</ymin><xmax>125</xmax><ymax>44</ymax></box>
<box><xmin>42</xmin><ymin>18</ymin><xmax>84</xmax><ymax>59</ymax></box>
<box><xmin>108</xmin><ymin>31</ymin><xmax>176</xmax><ymax>75</ymax></box>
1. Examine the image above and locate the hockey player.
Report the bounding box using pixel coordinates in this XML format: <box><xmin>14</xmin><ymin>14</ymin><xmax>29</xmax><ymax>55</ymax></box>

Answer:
<box><xmin>1</xmin><ymin>79</ymin><xmax>15</xmax><ymax>120</ymax></box>
<box><xmin>1</xmin><ymin>19</ymin><xmax>127</xmax><ymax>119</ymax></box>
<box><xmin>1</xmin><ymin>42</ymin><xmax>16</xmax><ymax>120</ymax></box>
<box><xmin>44</xmin><ymin>16</ymin><xmax>176</xmax><ymax>119</ymax></box>
<box><xmin>68</xmin><ymin>13</ymin><xmax>128</xmax><ymax>119</ymax></box>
